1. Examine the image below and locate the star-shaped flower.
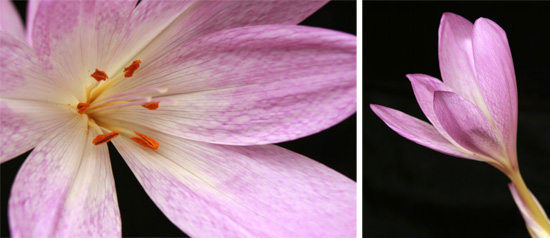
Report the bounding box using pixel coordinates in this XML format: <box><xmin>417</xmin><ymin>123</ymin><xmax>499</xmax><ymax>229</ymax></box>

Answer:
<box><xmin>0</xmin><ymin>0</ymin><xmax>357</xmax><ymax>236</ymax></box>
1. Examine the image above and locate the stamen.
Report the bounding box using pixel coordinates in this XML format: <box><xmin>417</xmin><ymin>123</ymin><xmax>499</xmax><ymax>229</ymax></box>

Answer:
<box><xmin>88</xmin><ymin>119</ymin><xmax>104</xmax><ymax>134</ymax></box>
<box><xmin>99</xmin><ymin>86</ymin><xmax>167</xmax><ymax>101</ymax></box>
<box><xmin>124</xmin><ymin>60</ymin><xmax>142</xmax><ymax>78</ymax></box>
<box><xmin>87</xmin><ymin>98</ymin><xmax>153</xmax><ymax>114</ymax></box>
<box><xmin>77</xmin><ymin>102</ymin><xmax>90</xmax><ymax>114</ymax></box>
<box><xmin>92</xmin><ymin>131</ymin><xmax>120</xmax><ymax>145</ymax></box>
<box><xmin>91</xmin><ymin>69</ymin><xmax>109</xmax><ymax>81</ymax></box>
<box><xmin>155</xmin><ymin>97</ymin><xmax>178</xmax><ymax>105</ymax></box>
<box><xmin>130</xmin><ymin>131</ymin><xmax>159</xmax><ymax>151</ymax></box>
<box><xmin>142</xmin><ymin>101</ymin><xmax>160</xmax><ymax>110</ymax></box>
<box><xmin>91</xmin><ymin>95</ymin><xmax>152</xmax><ymax>108</ymax></box>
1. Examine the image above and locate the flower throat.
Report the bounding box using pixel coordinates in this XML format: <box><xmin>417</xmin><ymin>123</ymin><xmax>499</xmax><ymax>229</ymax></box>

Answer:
<box><xmin>75</xmin><ymin>59</ymin><xmax>172</xmax><ymax>151</ymax></box>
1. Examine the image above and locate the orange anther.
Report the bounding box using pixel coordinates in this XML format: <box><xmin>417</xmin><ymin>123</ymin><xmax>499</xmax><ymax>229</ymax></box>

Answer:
<box><xmin>77</xmin><ymin>102</ymin><xmax>90</xmax><ymax>114</ymax></box>
<box><xmin>141</xmin><ymin>101</ymin><xmax>160</xmax><ymax>110</ymax></box>
<box><xmin>91</xmin><ymin>69</ymin><xmax>109</xmax><ymax>81</ymax></box>
<box><xmin>123</xmin><ymin>60</ymin><xmax>142</xmax><ymax>78</ymax></box>
<box><xmin>92</xmin><ymin>131</ymin><xmax>120</xmax><ymax>145</ymax></box>
<box><xmin>130</xmin><ymin>131</ymin><xmax>159</xmax><ymax>151</ymax></box>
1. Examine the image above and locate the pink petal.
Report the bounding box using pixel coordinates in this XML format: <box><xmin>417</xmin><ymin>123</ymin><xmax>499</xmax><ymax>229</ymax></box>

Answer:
<box><xmin>114</xmin><ymin>0</ymin><xmax>329</xmax><ymax>66</ymax></box>
<box><xmin>0</xmin><ymin>0</ymin><xmax>25</xmax><ymax>40</ymax></box>
<box><xmin>104</xmin><ymin>25</ymin><xmax>356</xmax><ymax>145</ymax></box>
<box><xmin>471</xmin><ymin>18</ymin><xmax>518</xmax><ymax>167</ymax></box>
<box><xmin>0</xmin><ymin>99</ymin><xmax>75</xmax><ymax>163</ymax></box>
<box><xmin>30</xmin><ymin>0</ymin><xmax>137</xmax><ymax>101</ymax></box>
<box><xmin>508</xmin><ymin>183</ymin><xmax>550</xmax><ymax>237</ymax></box>
<box><xmin>438</xmin><ymin>12</ymin><xmax>484</xmax><ymax>104</ymax></box>
<box><xmin>112</xmin><ymin>127</ymin><xmax>355</xmax><ymax>237</ymax></box>
<box><xmin>0</xmin><ymin>32</ymin><xmax>68</xmax><ymax>102</ymax></box>
<box><xmin>26</xmin><ymin>0</ymin><xmax>40</xmax><ymax>45</ymax></box>
<box><xmin>407</xmin><ymin>73</ymin><xmax>454</xmax><ymax>140</ymax></box>
<box><xmin>432</xmin><ymin>91</ymin><xmax>505</xmax><ymax>162</ymax></box>
<box><xmin>370</xmin><ymin>104</ymin><xmax>476</xmax><ymax>160</ymax></box>
<box><xmin>9</xmin><ymin>118</ymin><xmax>120</xmax><ymax>237</ymax></box>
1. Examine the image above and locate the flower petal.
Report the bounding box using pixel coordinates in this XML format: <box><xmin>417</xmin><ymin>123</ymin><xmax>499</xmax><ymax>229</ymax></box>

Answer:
<box><xmin>114</xmin><ymin>0</ymin><xmax>329</xmax><ymax>67</ymax></box>
<box><xmin>30</xmin><ymin>0</ymin><xmax>137</xmax><ymax>101</ymax></box>
<box><xmin>0</xmin><ymin>32</ymin><xmax>69</xmax><ymax>103</ymax></box>
<box><xmin>432</xmin><ymin>91</ymin><xmax>505</xmax><ymax>162</ymax></box>
<box><xmin>508</xmin><ymin>183</ymin><xmax>550</xmax><ymax>238</ymax></box>
<box><xmin>472</xmin><ymin>17</ymin><xmax>518</xmax><ymax>166</ymax></box>
<box><xmin>407</xmin><ymin>73</ymin><xmax>454</xmax><ymax>140</ymax></box>
<box><xmin>104</xmin><ymin>25</ymin><xmax>356</xmax><ymax>145</ymax></box>
<box><xmin>370</xmin><ymin>104</ymin><xmax>476</xmax><ymax>160</ymax></box>
<box><xmin>0</xmin><ymin>0</ymin><xmax>25</xmax><ymax>40</ymax></box>
<box><xmin>438</xmin><ymin>12</ymin><xmax>482</xmax><ymax>103</ymax></box>
<box><xmin>26</xmin><ymin>0</ymin><xmax>40</xmax><ymax>45</ymax></box>
<box><xmin>0</xmin><ymin>99</ymin><xmax>75</xmax><ymax>163</ymax></box>
<box><xmin>8</xmin><ymin>117</ymin><xmax>121</xmax><ymax>237</ymax></box>
<box><xmin>112</xmin><ymin>127</ymin><xmax>356</xmax><ymax>237</ymax></box>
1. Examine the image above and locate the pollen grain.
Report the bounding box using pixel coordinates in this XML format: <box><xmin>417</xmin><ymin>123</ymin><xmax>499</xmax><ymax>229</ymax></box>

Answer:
<box><xmin>130</xmin><ymin>131</ymin><xmax>159</xmax><ymax>151</ymax></box>
<box><xmin>124</xmin><ymin>60</ymin><xmax>142</xmax><ymax>78</ymax></box>
<box><xmin>77</xmin><ymin>102</ymin><xmax>90</xmax><ymax>114</ymax></box>
<box><xmin>91</xmin><ymin>69</ymin><xmax>109</xmax><ymax>81</ymax></box>
<box><xmin>141</xmin><ymin>101</ymin><xmax>160</xmax><ymax>110</ymax></box>
<box><xmin>93</xmin><ymin>131</ymin><xmax>120</xmax><ymax>145</ymax></box>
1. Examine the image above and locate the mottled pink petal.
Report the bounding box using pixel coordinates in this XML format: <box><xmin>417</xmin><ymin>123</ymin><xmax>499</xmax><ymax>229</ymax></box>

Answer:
<box><xmin>438</xmin><ymin>12</ymin><xmax>484</xmax><ymax>105</ymax></box>
<box><xmin>104</xmin><ymin>25</ymin><xmax>356</xmax><ymax>145</ymax></box>
<box><xmin>30</xmin><ymin>0</ymin><xmax>137</xmax><ymax>101</ymax></box>
<box><xmin>508</xmin><ymin>183</ymin><xmax>550</xmax><ymax>238</ymax></box>
<box><xmin>112</xmin><ymin>126</ymin><xmax>355</xmax><ymax>237</ymax></box>
<box><xmin>370</xmin><ymin>104</ymin><xmax>476</xmax><ymax>160</ymax></box>
<box><xmin>432</xmin><ymin>91</ymin><xmax>505</xmax><ymax>162</ymax></box>
<box><xmin>9</xmin><ymin>117</ymin><xmax>120</xmax><ymax>237</ymax></box>
<box><xmin>407</xmin><ymin>73</ymin><xmax>454</xmax><ymax>140</ymax></box>
<box><xmin>0</xmin><ymin>99</ymin><xmax>74</xmax><ymax>163</ymax></box>
<box><xmin>114</xmin><ymin>0</ymin><xmax>329</xmax><ymax>66</ymax></box>
<box><xmin>472</xmin><ymin>17</ymin><xmax>518</xmax><ymax>166</ymax></box>
<box><xmin>0</xmin><ymin>32</ymin><xmax>68</xmax><ymax>102</ymax></box>
<box><xmin>0</xmin><ymin>0</ymin><xmax>25</xmax><ymax>40</ymax></box>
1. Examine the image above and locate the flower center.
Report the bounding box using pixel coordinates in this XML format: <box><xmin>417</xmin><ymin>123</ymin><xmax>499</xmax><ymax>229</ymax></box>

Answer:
<box><xmin>74</xmin><ymin>59</ymin><xmax>171</xmax><ymax>151</ymax></box>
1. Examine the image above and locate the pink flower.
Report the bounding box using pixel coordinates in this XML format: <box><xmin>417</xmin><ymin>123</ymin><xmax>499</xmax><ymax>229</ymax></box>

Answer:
<box><xmin>370</xmin><ymin>12</ymin><xmax>550</xmax><ymax>236</ymax></box>
<box><xmin>0</xmin><ymin>0</ymin><xmax>357</xmax><ymax>237</ymax></box>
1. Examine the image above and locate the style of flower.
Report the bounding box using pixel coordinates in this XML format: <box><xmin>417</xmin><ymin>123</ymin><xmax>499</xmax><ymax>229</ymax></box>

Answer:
<box><xmin>0</xmin><ymin>0</ymin><xmax>357</xmax><ymax>237</ymax></box>
<box><xmin>370</xmin><ymin>12</ymin><xmax>550</xmax><ymax>237</ymax></box>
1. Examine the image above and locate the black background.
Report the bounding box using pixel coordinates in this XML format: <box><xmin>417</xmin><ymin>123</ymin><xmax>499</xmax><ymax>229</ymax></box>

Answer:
<box><xmin>1</xmin><ymin>1</ymin><xmax>357</xmax><ymax>237</ymax></box>
<box><xmin>365</xmin><ymin>2</ymin><xmax>550</xmax><ymax>238</ymax></box>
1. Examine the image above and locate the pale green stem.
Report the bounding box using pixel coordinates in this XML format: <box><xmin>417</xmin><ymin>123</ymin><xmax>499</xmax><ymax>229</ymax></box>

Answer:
<box><xmin>509</xmin><ymin>171</ymin><xmax>550</xmax><ymax>237</ymax></box>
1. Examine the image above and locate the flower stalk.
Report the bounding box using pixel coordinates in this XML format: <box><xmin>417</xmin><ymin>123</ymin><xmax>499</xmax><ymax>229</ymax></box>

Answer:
<box><xmin>508</xmin><ymin>171</ymin><xmax>550</xmax><ymax>237</ymax></box>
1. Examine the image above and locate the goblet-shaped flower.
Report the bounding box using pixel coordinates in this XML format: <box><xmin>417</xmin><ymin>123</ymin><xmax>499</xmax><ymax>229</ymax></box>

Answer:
<box><xmin>371</xmin><ymin>12</ymin><xmax>550</xmax><ymax>237</ymax></box>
